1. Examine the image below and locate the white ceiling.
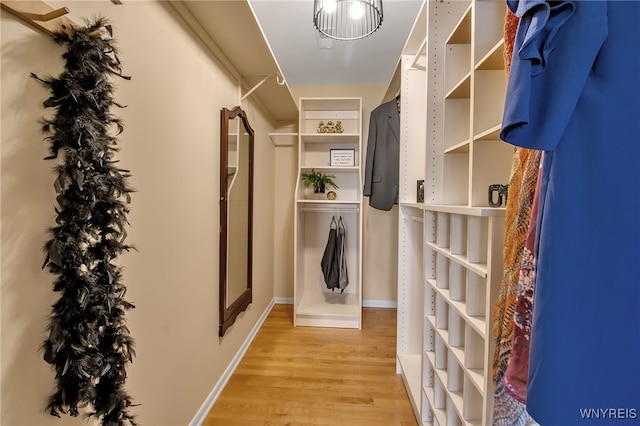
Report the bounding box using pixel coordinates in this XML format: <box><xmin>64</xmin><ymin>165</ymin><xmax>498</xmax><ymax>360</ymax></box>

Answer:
<box><xmin>248</xmin><ymin>0</ymin><xmax>424</xmax><ymax>87</ymax></box>
<box><xmin>176</xmin><ymin>0</ymin><xmax>424</xmax><ymax>122</ymax></box>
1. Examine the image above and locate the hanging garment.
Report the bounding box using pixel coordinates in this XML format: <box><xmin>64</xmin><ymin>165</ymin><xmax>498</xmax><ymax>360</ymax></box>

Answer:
<box><xmin>504</xmin><ymin>163</ymin><xmax>541</xmax><ymax>403</ymax></box>
<box><xmin>492</xmin><ymin>149</ymin><xmax>541</xmax><ymax>426</ymax></box>
<box><xmin>363</xmin><ymin>97</ymin><xmax>400</xmax><ymax>211</ymax></box>
<box><xmin>337</xmin><ymin>217</ymin><xmax>349</xmax><ymax>293</ymax></box>
<box><xmin>492</xmin><ymin>10</ymin><xmax>539</xmax><ymax>425</ymax></box>
<box><xmin>492</xmin><ymin>150</ymin><xmax>540</xmax><ymax>380</ymax></box>
<box><xmin>320</xmin><ymin>217</ymin><xmax>340</xmax><ymax>291</ymax></box>
<box><xmin>501</xmin><ymin>1</ymin><xmax>640</xmax><ymax>424</ymax></box>
<box><xmin>493</xmin><ymin>381</ymin><xmax>539</xmax><ymax>426</ymax></box>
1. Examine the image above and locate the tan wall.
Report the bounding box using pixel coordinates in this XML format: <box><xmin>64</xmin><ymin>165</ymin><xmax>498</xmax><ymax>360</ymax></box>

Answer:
<box><xmin>1</xmin><ymin>2</ymin><xmax>275</xmax><ymax>425</ymax></box>
<box><xmin>272</xmin><ymin>135</ymin><xmax>297</xmax><ymax>300</ymax></box>
<box><xmin>275</xmin><ymin>85</ymin><xmax>399</xmax><ymax>304</ymax></box>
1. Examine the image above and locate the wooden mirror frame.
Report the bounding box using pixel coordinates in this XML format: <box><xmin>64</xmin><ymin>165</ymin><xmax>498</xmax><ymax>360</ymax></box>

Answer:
<box><xmin>219</xmin><ymin>106</ymin><xmax>254</xmax><ymax>337</ymax></box>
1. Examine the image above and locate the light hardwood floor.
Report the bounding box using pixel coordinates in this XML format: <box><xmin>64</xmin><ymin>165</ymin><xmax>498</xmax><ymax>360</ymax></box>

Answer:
<box><xmin>203</xmin><ymin>304</ymin><xmax>418</xmax><ymax>426</ymax></box>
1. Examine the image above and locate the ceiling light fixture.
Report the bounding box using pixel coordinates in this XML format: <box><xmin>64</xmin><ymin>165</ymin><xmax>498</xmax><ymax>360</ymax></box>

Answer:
<box><xmin>313</xmin><ymin>0</ymin><xmax>383</xmax><ymax>41</ymax></box>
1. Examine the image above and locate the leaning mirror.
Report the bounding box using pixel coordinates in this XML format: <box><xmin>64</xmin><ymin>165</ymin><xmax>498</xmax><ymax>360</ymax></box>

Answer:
<box><xmin>219</xmin><ymin>106</ymin><xmax>253</xmax><ymax>337</ymax></box>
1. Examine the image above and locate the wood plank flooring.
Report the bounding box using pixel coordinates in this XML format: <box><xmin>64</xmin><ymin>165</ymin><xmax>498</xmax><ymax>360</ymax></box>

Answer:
<box><xmin>203</xmin><ymin>304</ymin><xmax>418</xmax><ymax>426</ymax></box>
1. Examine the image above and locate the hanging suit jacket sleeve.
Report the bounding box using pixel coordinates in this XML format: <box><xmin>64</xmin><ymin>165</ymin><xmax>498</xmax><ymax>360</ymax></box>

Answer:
<box><xmin>363</xmin><ymin>109</ymin><xmax>378</xmax><ymax>197</ymax></box>
<box><xmin>363</xmin><ymin>99</ymin><xmax>400</xmax><ymax>211</ymax></box>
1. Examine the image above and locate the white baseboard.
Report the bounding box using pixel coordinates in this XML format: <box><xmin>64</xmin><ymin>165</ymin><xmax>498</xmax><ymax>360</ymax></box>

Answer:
<box><xmin>363</xmin><ymin>299</ymin><xmax>397</xmax><ymax>308</ymax></box>
<box><xmin>189</xmin><ymin>298</ymin><xmax>276</xmax><ymax>426</ymax></box>
<box><xmin>273</xmin><ymin>296</ymin><xmax>293</xmax><ymax>304</ymax></box>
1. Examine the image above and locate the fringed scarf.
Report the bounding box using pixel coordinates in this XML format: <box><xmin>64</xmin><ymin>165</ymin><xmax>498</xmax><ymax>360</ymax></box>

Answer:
<box><xmin>491</xmin><ymin>8</ymin><xmax>541</xmax><ymax>426</ymax></box>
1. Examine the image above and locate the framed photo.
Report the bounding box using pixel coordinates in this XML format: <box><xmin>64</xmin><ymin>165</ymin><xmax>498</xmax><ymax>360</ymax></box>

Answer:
<box><xmin>417</xmin><ymin>180</ymin><xmax>424</xmax><ymax>203</ymax></box>
<box><xmin>330</xmin><ymin>149</ymin><xmax>355</xmax><ymax>167</ymax></box>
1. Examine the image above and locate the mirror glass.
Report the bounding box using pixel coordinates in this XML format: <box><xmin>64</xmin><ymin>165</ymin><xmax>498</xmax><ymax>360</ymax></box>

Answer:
<box><xmin>219</xmin><ymin>106</ymin><xmax>253</xmax><ymax>337</ymax></box>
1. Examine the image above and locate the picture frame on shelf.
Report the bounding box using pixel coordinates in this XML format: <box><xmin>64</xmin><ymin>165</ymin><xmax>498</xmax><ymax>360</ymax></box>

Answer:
<box><xmin>330</xmin><ymin>149</ymin><xmax>355</xmax><ymax>167</ymax></box>
<box><xmin>417</xmin><ymin>180</ymin><xmax>424</xmax><ymax>203</ymax></box>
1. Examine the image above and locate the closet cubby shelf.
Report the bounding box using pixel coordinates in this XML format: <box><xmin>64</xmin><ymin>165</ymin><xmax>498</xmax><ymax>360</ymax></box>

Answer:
<box><xmin>395</xmin><ymin>0</ymin><xmax>511</xmax><ymax>423</ymax></box>
<box><xmin>398</xmin><ymin>202</ymin><xmax>426</xmax><ymax>210</ymax></box>
<box><xmin>466</xmin><ymin>368</ymin><xmax>485</xmax><ymax>396</ymax></box>
<box><xmin>423</xmin><ymin>385</ymin><xmax>447</xmax><ymax>425</ymax></box>
<box><xmin>423</xmin><ymin>204</ymin><xmax>506</xmax><ymax>217</ymax></box>
<box><xmin>427</xmin><ymin>279</ymin><xmax>486</xmax><ymax>339</ymax></box>
<box><xmin>445</xmin><ymin>73</ymin><xmax>471</xmax><ymax>100</ymax></box>
<box><xmin>445</xmin><ymin>4</ymin><xmax>472</xmax><ymax>45</ymax></box>
<box><xmin>426</xmin><ymin>242</ymin><xmax>487</xmax><ymax>278</ymax></box>
<box><xmin>296</xmin><ymin>199</ymin><xmax>360</xmax><ymax>206</ymax></box>
<box><xmin>299</xmin><ymin>133</ymin><xmax>360</xmax><ymax>141</ymax></box>
<box><xmin>476</xmin><ymin>39</ymin><xmax>505</xmax><ymax>71</ymax></box>
<box><xmin>398</xmin><ymin>203</ymin><xmax>507</xmax><ymax>217</ymax></box>
<box><xmin>296</xmin><ymin>293</ymin><xmax>360</xmax><ymax>316</ymax></box>
<box><xmin>300</xmin><ymin>166</ymin><xmax>359</xmax><ymax>173</ymax></box>
<box><xmin>398</xmin><ymin>353</ymin><xmax>422</xmax><ymax>415</ymax></box>
<box><xmin>444</xmin><ymin>139</ymin><xmax>471</xmax><ymax>154</ymax></box>
<box><xmin>474</xmin><ymin>124</ymin><xmax>502</xmax><ymax>141</ymax></box>
<box><xmin>425</xmin><ymin>351</ymin><xmax>480</xmax><ymax>426</ymax></box>
<box><xmin>426</xmin><ymin>316</ymin><xmax>466</xmax><ymax>369</ymax></box>
<box><xmin>268</xmin><ymin>132</ymin><xmax>298</xmax><ymax>146</ymax></box>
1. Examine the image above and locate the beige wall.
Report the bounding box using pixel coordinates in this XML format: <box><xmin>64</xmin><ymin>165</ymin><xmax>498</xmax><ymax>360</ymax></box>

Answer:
<box><xmin>1</xmin><ymin>2</ymin><xmax>275</xmax><ymax>425</ymax></box>
<box><xmin>275</xmin><ymin>85</ymin><xmax>399</xmax><ymax>304</ymax></box>
<box><xmin>272</xmin><ymin>131</ymin><xmax>297</xmax><ymax>300</ymax></box>
<box><xmin>1</xmin><ymin>2</ymin><xmax>400</xmax><ymax>424</ymax></box>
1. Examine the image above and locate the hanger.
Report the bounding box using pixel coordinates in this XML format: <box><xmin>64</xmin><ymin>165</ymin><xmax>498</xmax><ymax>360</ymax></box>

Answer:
<box><xmin>330</xmin><ymin>216</ymin><xmax>337</xmax><ymax>229</ymax></box>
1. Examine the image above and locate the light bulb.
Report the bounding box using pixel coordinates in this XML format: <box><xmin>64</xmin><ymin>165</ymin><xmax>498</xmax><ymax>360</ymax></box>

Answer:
<box><xmin>349</xmin><ymin>1</ymin><xmax>364</xmax><ymax>19</ymax></box>
<box><xmin>323</xmin><ymin>0</ymin><xmax>337</xmax><ymax>13</ymax></box>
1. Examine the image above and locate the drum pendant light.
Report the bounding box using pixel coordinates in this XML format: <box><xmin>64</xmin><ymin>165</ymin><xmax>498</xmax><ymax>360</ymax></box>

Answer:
<box><xmin>313</xmin><ymin>0</ymin><xmax>383</xmax><ymax>41</ymax></box>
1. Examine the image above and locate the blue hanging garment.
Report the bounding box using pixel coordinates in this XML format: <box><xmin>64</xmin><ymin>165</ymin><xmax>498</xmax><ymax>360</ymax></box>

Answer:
<box><xmin>501</xmin><ymin>1</ymin><xmax>640</xmax><ymax>424</ymax></box>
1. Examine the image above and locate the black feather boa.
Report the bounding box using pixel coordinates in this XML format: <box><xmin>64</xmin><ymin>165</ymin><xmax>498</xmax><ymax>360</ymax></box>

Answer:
<box><xmin>31</xmin><ymin>18</ymin><xmax>137</xmax><ymax>426</ymax></box>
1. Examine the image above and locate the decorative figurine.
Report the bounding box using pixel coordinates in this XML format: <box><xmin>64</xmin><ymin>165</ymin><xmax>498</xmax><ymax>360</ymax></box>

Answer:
<box><xmin>488</xmin><ymin>184</ymin><xmax>509</xmax><ymax>207</ymax></box>
<box><xmin>317</xmin><ymin>120</ymin><xmax>344</xmax><ymax>133</ymax></box>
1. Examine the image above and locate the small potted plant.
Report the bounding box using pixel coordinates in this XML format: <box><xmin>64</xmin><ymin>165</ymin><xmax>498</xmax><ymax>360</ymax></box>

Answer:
<box><xmin>301</xmin><ymin>169</ymin><xmax>339</xmax><ymax>197</ymax></box>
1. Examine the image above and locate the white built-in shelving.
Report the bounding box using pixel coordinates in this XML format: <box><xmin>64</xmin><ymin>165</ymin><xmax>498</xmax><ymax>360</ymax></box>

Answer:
<box><xmin>420</xmin><ymin>206</ymin><xmax>505</xmax><ymax>426</ymax></box>
<box><xmin>394</xmin><ymin>1</ymin><xmax>513</xmax><ymax>424</ymax></box>
<box><xmin>293</xmin><ymin>97</ymin><xmax>363</xmax><ymax>329</ymax></box>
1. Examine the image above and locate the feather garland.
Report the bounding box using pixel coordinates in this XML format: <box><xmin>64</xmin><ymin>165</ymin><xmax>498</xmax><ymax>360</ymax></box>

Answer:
<box><xmin>32</xmin><ymin>18</ymin><xmax>137</xmax><ymax>426</ymax></box>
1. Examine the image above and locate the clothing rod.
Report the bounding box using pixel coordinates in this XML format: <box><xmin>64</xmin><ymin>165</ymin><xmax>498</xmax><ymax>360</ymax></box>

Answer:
<box><xmin>300</xmin><ymin>206</ymin><xmax>359</xmax><ymax>213</ymax></box>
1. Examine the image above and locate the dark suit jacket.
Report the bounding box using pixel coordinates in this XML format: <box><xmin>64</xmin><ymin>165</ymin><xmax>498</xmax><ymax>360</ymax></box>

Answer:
<box><xmin>363</xmin><ymin>98</ymin><xmax>400</xmax><ymax>211</ymax></box>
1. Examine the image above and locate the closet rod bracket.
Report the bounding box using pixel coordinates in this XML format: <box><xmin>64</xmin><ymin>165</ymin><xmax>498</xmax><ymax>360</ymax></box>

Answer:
<box><xmin>241</xmin><ymin>74</ymin><xmax>286</xmax><ymax>101</ymax></box>
<box><xmin>410</xmin><ymin>36</ymin><xmax>427</xmax><ymax>70</ymax></box>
